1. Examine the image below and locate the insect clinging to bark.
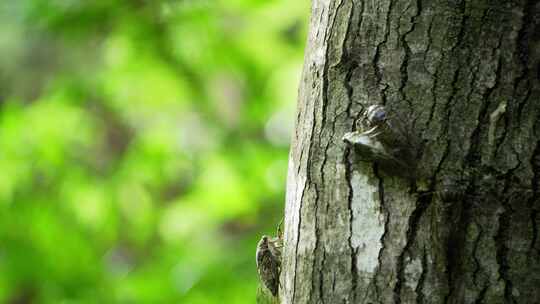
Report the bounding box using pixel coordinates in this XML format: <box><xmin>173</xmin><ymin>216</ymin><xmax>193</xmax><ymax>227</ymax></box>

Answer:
<box><xmin>256</xmin><ymin>221</ymin><xmax>283</xmax><ymax>299</ymax></box>
<box><xmin>343</xmin><ymin>104</ymin><xmax>418</xmax><ymax>177</ymax></box>
<box><xmin>256</xmin><ymin>234</ymin><xmax>282</xmax><ymax>297</ymax></box>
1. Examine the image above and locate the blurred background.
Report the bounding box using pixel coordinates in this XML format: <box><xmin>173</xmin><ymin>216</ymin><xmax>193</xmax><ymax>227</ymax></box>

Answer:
<box><xmin>0</xmin><ymin>0</ymin><xmax>308</xmax><ymax>303</ymax></box>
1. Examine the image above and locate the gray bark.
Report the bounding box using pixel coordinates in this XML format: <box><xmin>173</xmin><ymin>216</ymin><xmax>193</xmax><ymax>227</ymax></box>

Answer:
<box><xmin>281</xmin><ymin>0</ymin><xmax>540</xmax><ymax>303</ymax></box>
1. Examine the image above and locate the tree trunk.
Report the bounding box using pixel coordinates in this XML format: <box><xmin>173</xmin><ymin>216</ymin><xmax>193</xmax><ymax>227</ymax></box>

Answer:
<box><xmin>281</xmin><ymin>0</ymin><xmax>540</xmax><ymax>303</ymax></box>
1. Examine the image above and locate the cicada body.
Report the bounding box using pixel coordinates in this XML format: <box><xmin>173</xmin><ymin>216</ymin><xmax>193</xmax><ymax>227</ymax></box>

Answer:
<box><xmin>256</xmin><ymin>235</ymin><xmax>282</xmax><ymax>297</ymax></box>
<box><xmin>343</xmin><ymin>105</ymin><xmax>417</xmax><ymax>177</ymax></box>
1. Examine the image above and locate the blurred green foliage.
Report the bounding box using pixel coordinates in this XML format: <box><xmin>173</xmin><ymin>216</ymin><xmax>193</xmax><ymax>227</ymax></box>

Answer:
<box><xmin>0</xmin><ymin>0</ymin><xmax>308</xmax><ymax>303</ymax></box>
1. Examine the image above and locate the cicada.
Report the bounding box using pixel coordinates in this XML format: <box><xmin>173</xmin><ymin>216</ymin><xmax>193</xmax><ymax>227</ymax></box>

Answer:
<box><xmin>343</xmin><ymin>104</ymin><xmax>417</xmax><ymax>176</ymax></box>
<box><xmin>256</xmin><ymin>222</ymin><xmax>283</xmax><ymax>303</ymax></box>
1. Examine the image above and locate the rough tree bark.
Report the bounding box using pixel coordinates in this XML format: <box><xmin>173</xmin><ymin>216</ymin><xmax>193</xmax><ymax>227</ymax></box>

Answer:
<box><xmin>281</xmin><ymin>0</ymin><xmax>540</xmax><ymax>303</ymax></box>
